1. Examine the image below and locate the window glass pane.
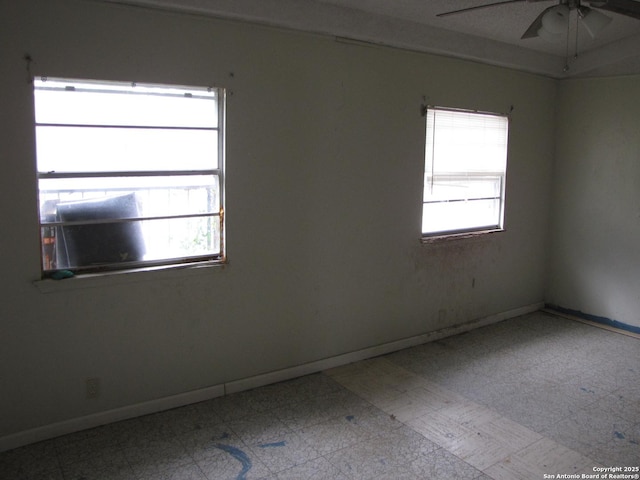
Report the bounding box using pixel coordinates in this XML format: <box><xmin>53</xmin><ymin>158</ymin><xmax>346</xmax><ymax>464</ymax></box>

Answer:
<box><xmin>44</xmin><ymin>193</ymin><xmax>147</xmax><ymax>269</ymax></box>
<box><xmin>423</xmin><ymin>107</ymin><xmax>508</xmax><ymax>236</ymax></box>
<box><xmin>142</xmin><ymin>216</ymin><xmax>221</xmax><ymax>261</ymax></box>
<box><xmin>422</xmin><ymin>198</ymin><xmax>501</xmax><ymax>235</ymax></box>
<box><xmin>39</xmin><ymin>175</ymin><xmax>220</xmax><ymax>223</ymax></box>
<box><xmin>34</xmin><ymin>79</ymin><xmax>217</xmax><ymax>128</ymax></box>
<box><xmin>42</xmin><ymin>215</ymin><xmax>220</xmax><ymax>270</ymax></box>
<box><xmin>36</xmin><ymin>126</ymin><xmax>218</xmax><ymax>172</ymax></box>
<box><xmin>429</xmin><ymin>110</ymin><xmax>508</xmax><ymax>174</ymax></box>
<box><xmin>34</xmin><ymin>77</ymin><xmax>224</xmax><ymax>274</ymax></box>
<box><xmin>424</xmin><ymin>174</ymin><xmax>502</xmax><ymax>202</ymax></box>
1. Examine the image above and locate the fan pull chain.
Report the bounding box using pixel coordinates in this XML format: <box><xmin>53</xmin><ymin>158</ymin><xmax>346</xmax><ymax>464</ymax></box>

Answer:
<box><xmin>563</xmin><ymin>10</ymin><xmax>571</xmax><ymax>72</ymax></box>
<box><xmin>574</xmin><ymin>10</ymin><xmax>579</xmax><ymax>60</ymax></box>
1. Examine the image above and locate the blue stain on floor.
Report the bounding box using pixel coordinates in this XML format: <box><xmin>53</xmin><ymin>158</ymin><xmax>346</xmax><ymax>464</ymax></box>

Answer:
<box><xmin>614</xmin><ymin>431</ymin><xmax>625</xmax><ymax>440</ymax></box>
<box><xmin>580</xmin><ymin>387</ymin><xmax>595</xmax><ymax>394</ymax></box>
<box><xmin>213</xmin><ymin>443</ymin><xmax>252</xmax><ymax>480</ymax></box>
<box><xmin>346</xmin><ymin>415</ymin><xmax>355</xmax><ymax>422</ymax></box>
<box><xmin>259</xmin><ymin>441</ymin><xmax>286</xmax><ymax>448</ymax></box>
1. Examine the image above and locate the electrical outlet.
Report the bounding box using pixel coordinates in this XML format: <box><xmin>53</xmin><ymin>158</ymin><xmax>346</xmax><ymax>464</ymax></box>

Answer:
<box><xmin>86</xmin><ymin>377</ymin><xmax>100</xmax><ymax>399</ymax></box>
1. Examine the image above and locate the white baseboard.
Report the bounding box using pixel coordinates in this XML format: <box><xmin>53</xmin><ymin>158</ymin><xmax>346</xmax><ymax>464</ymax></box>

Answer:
<box><xmin>0</xmin><ymin>384</ymin><xmax>225</xmax><ymax>453</ymax></box>
<box><xmin>0</xmin><ymin>302</ymin><xmax>543</xmax><ymax>452</ymax></box>
<box><xmin>226</xmin><ymin>302</ymin><xmax>544</xmax><ymax>394</ymax></box>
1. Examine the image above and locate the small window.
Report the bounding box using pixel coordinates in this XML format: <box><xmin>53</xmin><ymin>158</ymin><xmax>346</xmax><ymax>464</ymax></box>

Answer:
<box><xmin>34</xmin><ymin>77</ymin><xmax>225</xmax><ymax>275</ymax></box>
<box><xmin>422</xmin><ymin>106</ymin><xmax>509</xmax><ymax>237</ymax></box>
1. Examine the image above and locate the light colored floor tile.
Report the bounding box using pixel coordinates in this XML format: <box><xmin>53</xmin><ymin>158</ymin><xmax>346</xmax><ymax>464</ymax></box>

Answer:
<box><xmin>408</xmin><ymin>354</ymin><xmax>475</xmax><ymax>381</ymax></box>
<box><xmin>406</xmin><ymin>411</ymin><xmax>476</xmax><ymax>450</ymax></box>
<box><xmin>319</xmin><ymin>389</ymin><xmax>371</xmax><ymax>419</ymax></box>
<box><xmin>466</xmin><ymin>349</ymin><xmax>534</xmax><ymax>380</ymax></box>
<box><xmin>108</xmin><ymin>416</ymin><xmax>176</xmax><ymax>448</ymax></box>
<box><xmin>521</xmin><ymin>375</ymin><xmax>603</xmax><ymax>414</ymax></box>
<box><xmin>202</xmin><ymin>391</ymin><xmax>264</xmax><ymax>422</ymax></box>
<box><xmin>296</xmin><ymin>414</ymin><xmax>374</xmax><ymax>456</ymax></box>
<box><xmin>445</xmin><ymin>430</ymin><xmax>514</xmax><ymax>471</ymax></box>
<box><xmin>274</xmin><ymin>457</ymin><xmax>351</xmax><ymax>480</ymax></box>
<box><xmin>587</xmin><ymin>421</ymin><xmax>640</xmax><ymax>467</ymax></box>
<box><xmin>474</xmin><ymin>473</ymin><xmax>495</xmax><ymax>480</ymax></box>
<box><xmin>334</xmin><ymin>373</ymin><xmax>404</xmax><ymax>408</ymax></box>
<box><xmin>56</xmin><ymin>440</ymin><xmax>124</xmax><ymax>468</ymax></box>
<box><xmin>514</xmin><ymin>438</ymin><xmax>596</xmax><ymax>475</ymax></box>
<box><xmin>475</xmin><ymin>416</ymin><xmax>543</xmax><ymax>451</ymax></box>
<box><xmin>376</xmin><ymin>385</ymin><xmax>455</xmax><ymax>422</ymax></box>
<box><xmin>226</xmin><ymin>412</ymin><xmax>293</xmax><ymax>446</ymax></box>
<box><xmin>237</xmin><ymin>385</ymin><xmax>300</xmax><ymax>414</ymax></box>
<box><xmin>336</xmin><ymin>403</ymin><xmax>404</xmax><ymax>437</ymax></box>
<box><xmin>282</xmin><ymin>373</ymin><xmax>346</xmax><ymax>400</ymax></box>
<box><xmin>589</xmin><ymin>361</ymin><xmax>640</xmax><ymax>390</ymax></box>
<box><xmin>359</xmin><ymin>357</ymin><xmax>416</xmax><ymax>377</ymax></box>
<box><xmin>374</xmin><ymin>424</ymin><xmax>440</xmax><ymax>458</ymax></box>
<box><xmin>325</xmin><ymin>426</ymin><xmax>437</xmax><ymax>479</ymax></box>
<box><xmin>196</xmin><ymin>444</ymin><xmax>272</xmax><ymax>480</ymax></box>
<box><xmin>429</xmin><ymin>369</ymin><xmax>498</xmax><ymax>400</ymax></box>
<box><xmin>60</xmin><ymin>449</ymin><xmax>133</xmax><ymax>480</ymax></box>
<box><xmin>324</xmin><ymin>361</ymin><xmax>369</xmax><ymax>380</ymax></box>
<box><xmin>272</xmin><ymin>399</ymin><xmax>335</xmax><ymax>432</ymax></box>
<box><xmin>246</xmin><ymin>431</ymin><xmax>321</xmax><ymax>474</ymax></box>
<box><xmin>476</xmin><ymin>385</ymin><xmax>574</xmax><ymax>433</ymax></box>
<box><xmin>484</xmin><ymin>455</ymin><xmax>549</xmax><ymax>480</ymax></box>
<box><xmin>124</xmin><ymin>437</ymin><xmax>193</xmax><ymax>477</ymax></box>
<box><xmin>64</xmin><ymin>466</ymin><xmax>137</xmax><ymax>480</ymax></box>
<box><xmin>407</xmin><ymin>447</ymin><xmax>485</xmax><ymax>480</ymax></box>
<box><xmin>592</xmin><ymin>390</ymin><xmax>640</xmax><ymax>424</ymax></box>
<box><xmin>145</xmin><ymin>401</ymin><xmax>223</xmax><ymax>435</ymax></box>
<box><xmin>330</xmin><ymin>360</ymin><xmax>429</xmax><ymax>407</ymax></box>
<box><xmin>543</xmin><ymin>402</ymin><xmax>639</xmax><ymax>465</ymax></box>
<box><xmin>436</xmin><ymin>400</ymin><xmax>503</xmax><ymax>430</ymax></box>
<box><xmin>137</xmin><ymin>463</ymin><xmax>208</xmax><ymax>480</ymax></box>
<box><xmin>178</xmin><ymin>425</ymin><xmax>246</xmax><ymax>463</ymax></box>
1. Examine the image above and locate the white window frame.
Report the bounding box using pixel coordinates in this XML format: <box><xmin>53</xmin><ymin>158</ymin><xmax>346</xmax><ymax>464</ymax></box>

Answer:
<box><xmin>422</xmin><ymin>106</ymin><xmax>509</xmax><ymax>238</ymax></box>
<box><xmin>34</xmin><ymin>77</ymin><xmax>226</xmax><ymax>276</ymax></box>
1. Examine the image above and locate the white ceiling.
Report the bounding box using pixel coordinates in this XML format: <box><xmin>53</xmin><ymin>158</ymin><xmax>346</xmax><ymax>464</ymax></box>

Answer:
<box><xmin>98</xmin><ymin>0</ymin><xmax>640</xmax><ymax>78</ymax></box>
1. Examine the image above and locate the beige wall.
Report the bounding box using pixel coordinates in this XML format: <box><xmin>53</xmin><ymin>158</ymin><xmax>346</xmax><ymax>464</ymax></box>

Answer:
<box><xmin>548</xmin><ymin>75</ymin><xmax>640</xmax><ymax>330</ymax></box>
<box><xmin>0</xmin><ymin>0</ymin><xmax>555</xmax><ymax>440</ymax></box>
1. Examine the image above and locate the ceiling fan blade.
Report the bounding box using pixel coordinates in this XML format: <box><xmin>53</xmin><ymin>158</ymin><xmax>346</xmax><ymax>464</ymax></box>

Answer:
<box><xmin>590</xmin><ymin>0</ymin><xmax>640</xmax><ymax>20</ymax></box>
<box><xmin>521</xmin><ymin>5</ymin><xmax>555</xmax><ymax>38</ymax></box>
<box><xmin>437</xmin><ymin>0</ymin><xmax>526</xmax><ymax>17</ymax></box>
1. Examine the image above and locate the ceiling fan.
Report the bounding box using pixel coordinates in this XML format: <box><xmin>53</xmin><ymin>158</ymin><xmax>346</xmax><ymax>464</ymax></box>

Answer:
<box><xmin>437</xmin><ymin>0</ymin><xmax>640</xmax><ymax>41</ymax></box>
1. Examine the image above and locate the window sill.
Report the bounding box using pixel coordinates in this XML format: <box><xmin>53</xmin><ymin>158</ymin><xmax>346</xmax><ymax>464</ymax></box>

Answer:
<box><xmin>421</xmin><ymin>228</ymin><xmax>504</xmax><ymax>244</ymax></box>
<box><xmin>33</xmin><ymin>260</ymin><xmax>227</xmax><ymax>293</ymax></box>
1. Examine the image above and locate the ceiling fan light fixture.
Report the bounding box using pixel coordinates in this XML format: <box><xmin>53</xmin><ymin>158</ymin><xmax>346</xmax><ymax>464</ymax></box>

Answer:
<box><xmin>541</xmin><ymin>4</ymin><xmax>570</xmax><ymax>34</ymax></box>
<box><xmin>578</xmin><ymin>7</ymin><xmax>612</xmax><ymax>38</ymax></box>
<box><xmin>537</xmin><ymin>25</ymin><xmax>563</xmax><ymax>42</ymax></box>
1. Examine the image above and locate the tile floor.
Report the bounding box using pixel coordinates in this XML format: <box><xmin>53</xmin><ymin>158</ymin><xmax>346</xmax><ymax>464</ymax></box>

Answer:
<box><xmin>1</xmin><ymin>311</ymin><xmax>639</xmax><ymax>479</ymax></box>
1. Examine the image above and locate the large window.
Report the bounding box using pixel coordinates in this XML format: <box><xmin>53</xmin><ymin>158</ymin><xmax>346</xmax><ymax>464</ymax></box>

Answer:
<box><xmin>422</xmin><ymin>106</ymin><xmax>509</xmax><ymax>237</ymax></box>
<box><xmin>34</xmin><ymin>77</ymin><xmax>225</xmax><ymax>275</ymax></box>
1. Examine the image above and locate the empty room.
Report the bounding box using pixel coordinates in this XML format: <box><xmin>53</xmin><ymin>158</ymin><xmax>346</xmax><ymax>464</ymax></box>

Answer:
<box><xmin>1</xmin><ymin>0</ymin><xmax>639</xmax><ymax>478</ymax></box>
